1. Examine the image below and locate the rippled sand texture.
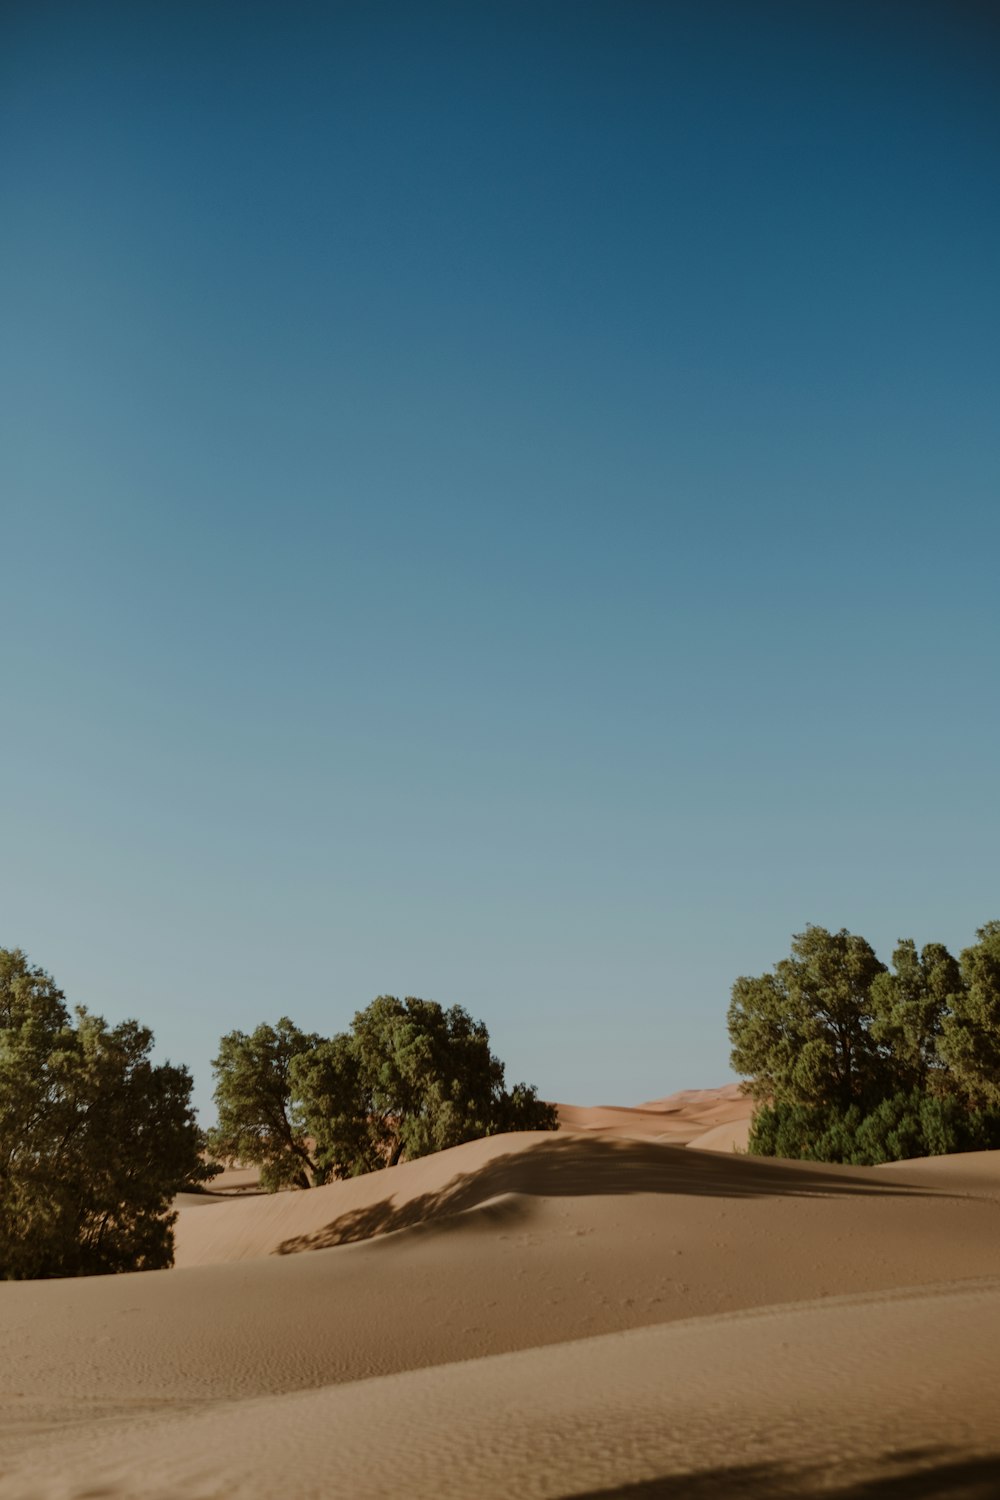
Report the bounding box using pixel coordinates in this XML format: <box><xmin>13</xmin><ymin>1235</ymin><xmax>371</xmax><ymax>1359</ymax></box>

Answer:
<box><xmin>3</xmin><ymin>1090</ymin><xmax>999</xmax><ymax>1498</ymax></box>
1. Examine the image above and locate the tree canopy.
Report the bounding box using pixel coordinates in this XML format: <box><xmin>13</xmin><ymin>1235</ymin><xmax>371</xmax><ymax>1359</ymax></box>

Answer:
<box><xmin>728</xmin><ymin>925</ymin><xmax>887</xmax><ymax>1108</ymax></box>
<box><xmin>869</xmin><ymin>939</ymin><xmax>960</xmax><ymax>1092</ymax></box>
<box><xmin>0</xmin><ymin>948</ymin><xmax>210</xmax><ymax>1279</ymax></box>
<box><xmin>939</xmin><ymin>921</ymin><xmax>1000</xmax><ymax>1108</ymax></box>
<box><xmin>208</xmin><ymin>995</ymin><xmax>557</xmax><ymax>1188</ymax></box>
<box><xmin>207</xmin><ymin>1018</ymin><xmax>325</xmax><ymax>1189</ymax></box>
<box><xmin>730</xmin><ymin>922</ymin><xmax>1000</xmax><ymax>1164</ymax></box>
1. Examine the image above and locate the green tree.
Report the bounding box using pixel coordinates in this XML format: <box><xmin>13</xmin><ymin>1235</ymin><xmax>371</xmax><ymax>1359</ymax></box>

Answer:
<box><xmin>0</xmin><ymin>948</ymin><xmax>208</xmax><ymax>1279</ymax></box>
<box><xmin>211</xmin><ymin>996</ymin><xmax>557</xmax><ymax>1187</ymax></box>
<box><xmin>344</xmin><ymin>995</ymin><xmax>557</xmax><ymax>1167</ymax></box>
<box><xmin>728</xmin><ymin>925</ymin><xmax>888</xmax><ymax>1108</ymax></box>
<box><xmin>291</xmin><ymin>1029</ymin><xmax>384</xmax><ymax>1180</ymax></box>
<box><xmin>206</xmin><ymin>1018</ymin><xmax>325</xmax><ymax>1189</ymax></box>
<box><xmin>869</xmin><ymin>939</ymin><xmax>963</xmax><ymax>1091</ymax></box>
<box><xmin>940</xmin><ymin>921</ymin><xmax>1000</xmax><ymax>1108</ymax></box>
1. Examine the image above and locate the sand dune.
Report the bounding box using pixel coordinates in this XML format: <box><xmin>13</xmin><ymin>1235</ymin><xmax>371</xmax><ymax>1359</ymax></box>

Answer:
<box><xmin>685</xmin><ymin>1116</ymin><xmax>752</xmax><ymax>1153</ymax></box>
<box><xmin>3</xmin><ymin>1100</ymin><xmax>1000</xmax><ymax>1498</ymax></box>
<box><xmin>208</xmin><ymin>1162</ymin><xmax>263</xmax><ymax>1194</ymax></box>
<box><xmin>3</xmin><ymin>1282</ymin><xmax>999</xmax><ymax>1498</ymax></box>
<box><xmin>873</xmin><ymin>1147</ymin><xmax>1000</xmax><ymax>1195</ymax></box>
<box><xmin>556</xmin><ymin>1082</ymin><xmax>752</xmax><ymax>1142</ymax></box>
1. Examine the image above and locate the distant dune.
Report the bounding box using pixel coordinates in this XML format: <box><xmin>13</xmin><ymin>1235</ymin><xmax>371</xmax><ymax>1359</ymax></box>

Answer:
<box><xmin>555</xmin><ymin>1081</ymin><xmax>751</xmax><ymax>1142</ymax></box>
<box><xmin>3</xmin><ymin>1087</ymin><xmax>999</xmax><ymax>1497</ymax></box>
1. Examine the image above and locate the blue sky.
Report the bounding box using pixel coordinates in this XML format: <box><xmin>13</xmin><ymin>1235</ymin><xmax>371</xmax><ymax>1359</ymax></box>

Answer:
<box><xmin>2</xmin><ymin>2</ymin><xmax>998</xmax><ymax>1115</ymax></box>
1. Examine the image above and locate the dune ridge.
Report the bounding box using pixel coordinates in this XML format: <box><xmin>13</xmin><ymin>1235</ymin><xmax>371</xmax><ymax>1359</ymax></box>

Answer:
<box><xmin>555</xmin><ymin>1082</ymin><xmax>751</xmax><ymax>1142</ymax></box>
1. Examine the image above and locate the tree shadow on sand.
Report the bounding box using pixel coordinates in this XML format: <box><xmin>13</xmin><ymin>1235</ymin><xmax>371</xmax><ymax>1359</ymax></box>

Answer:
<box><xmin>275</xmin><ymin>1133</ymin><xmax>937</xmax><ymax>1255</ymax></box>
<box><xmin>569</xmin><ymin>1446</ymin><xmax>1000</xmax><ymax>1497</ymax></box>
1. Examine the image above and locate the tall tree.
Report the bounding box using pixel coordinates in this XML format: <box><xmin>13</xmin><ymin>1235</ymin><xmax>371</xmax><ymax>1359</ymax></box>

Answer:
<box><xmin>290</xmin><ymin>1030</ymin><xmax>383</xmax><ymax>1180</ymax></box>
<box><xmin>348</xmin><ymin>995</ymin><xmax>511</xmax><ymax>1166</ymax></box>
<box><xmin>207</xmin><ymin>1018</ymin><xmax>325</xmax><ymax>1188</ymax></box>
<box><xmin>0</xmin><ymin>948</ymin><xmax>207</xmax><ymax>1279</ymax></box>
<box><xmin>940</xmin><ymin>921</ymin><xmax>1000</xmax><ymax>1108</ymax></box>
<box><xmin>347</xmin><ymin>996</ymin><xmax>556</xmax><ymax>1165</ymax></box>
<box><xmin>728</xmin><ymin>925</ymin><xmax>888</xmax><ymax>1107</ymax></box>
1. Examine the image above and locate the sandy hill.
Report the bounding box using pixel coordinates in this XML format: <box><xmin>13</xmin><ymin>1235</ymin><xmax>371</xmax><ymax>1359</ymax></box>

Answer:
<box><xmin>2</xmin><ymin>1094</ymin><xmax>999</xmax><ymax>1497</ymax></box>
<box><xmin>555</xmin><ymin>1081</ymin><xmax>752</xmax><ymax>1145</ymax></box>
<box><xmin>191</xmin><ymin>1084</ymin><xmax>756</xmax><ymax>1203</ymax></box>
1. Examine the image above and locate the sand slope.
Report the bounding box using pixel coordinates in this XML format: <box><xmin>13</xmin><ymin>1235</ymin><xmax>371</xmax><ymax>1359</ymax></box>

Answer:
<box><xmin>3</xmin><ymin>1112</ymin><xmax>1000</xmax><ymax>1497</ymax></box>
<box><xmin>3</xmin><ymin>1282</ymin><xmax>999</xmax><ymax>1499</ymax></box>
<box><xmin>873</xmin><ymin>1147</ymin><xmax>1000</xmax><ymax>1195</ymax></box>
<box><xmin>685</xmin><ymin>1117</ymin><xmax>752</xmax><ymax>1153</ymax></box>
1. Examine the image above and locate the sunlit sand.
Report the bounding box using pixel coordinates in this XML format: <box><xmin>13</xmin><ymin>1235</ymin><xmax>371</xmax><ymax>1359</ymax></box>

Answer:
<box><xmin>3</xmin><ymin>1088</ymin><xmax>999</xmax><ymax>1497</ymax></box>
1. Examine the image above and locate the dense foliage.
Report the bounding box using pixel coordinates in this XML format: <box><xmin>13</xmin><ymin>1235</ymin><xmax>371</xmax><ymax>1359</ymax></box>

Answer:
<box><xmin>730</xmin><ymin>923</ymin><xmax>1000</xmax><ymax>1164</ymax></box>
<box><xmin>728</xmin><ymin>925</ymin><xmax>887</xmax><ymax>1109</ymax></box>
<box><xmin>207</xmin><ymin>995</ymin><xmax>557</xmax><ymax>1188</ymax></box>
<box><xmin>748</xmin><ymin>1091</ymin><xmax>1000</xmax><ymax>1166</ymax></box>
<box><xmin>208</xmin><ymin>1017</ymin><xmax>325</xmax><ymax>1189</ymax></box>
<box><xmin>0</xmin><ymin>948</ymin><xmax>211</xmax><ymax>1279</ymax></box>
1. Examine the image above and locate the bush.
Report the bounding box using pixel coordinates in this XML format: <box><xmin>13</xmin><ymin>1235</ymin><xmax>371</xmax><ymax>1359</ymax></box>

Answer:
<box><xmin>748</xmin><ymin>1090</ymin><xmax>1000</xmax><ymax>1167</ymax></box>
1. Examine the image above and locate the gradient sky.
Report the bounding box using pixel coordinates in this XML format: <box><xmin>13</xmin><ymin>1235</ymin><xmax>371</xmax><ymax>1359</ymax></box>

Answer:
<box><xmin>2</xmin><ymin>2</ymin><xmax>998</xmax><ymax>1117</ymax></box>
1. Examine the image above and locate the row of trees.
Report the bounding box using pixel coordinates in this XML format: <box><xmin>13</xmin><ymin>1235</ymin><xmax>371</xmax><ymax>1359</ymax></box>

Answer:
<box><xmin>207</xmin><ymin>995</ymin><xmax>557</xmax><ymax>1189</ymax></box>
<box><xmin>7</xmin><ymin>919</ymin><xmax>996</xmax><ymax>1275</ymax></box>
<box><xmin>728</xmin><ymin>922</ymin><xmax>1000</xmax><ymax>1164</ymax></box>
<box><xmin>0</xmin><ymin>947</ymin><xmax>555</xmax><ymax>1277</ymax></box>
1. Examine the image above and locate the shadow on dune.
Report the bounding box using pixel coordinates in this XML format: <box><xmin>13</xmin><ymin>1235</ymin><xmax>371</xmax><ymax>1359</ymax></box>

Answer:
<box><xmin>569</xmin><ymin>1447</ymin><xmax>1000</xmax><ymax>1497</ymax></box>
<box><xmin>275</xmin><ymin>1132</ymin><xmax>935</xmax><ymax>1255</ymax></box>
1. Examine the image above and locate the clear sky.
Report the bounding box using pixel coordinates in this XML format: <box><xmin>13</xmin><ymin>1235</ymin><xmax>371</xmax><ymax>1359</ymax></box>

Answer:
<box><xmin>2</xmin><ymin>2</ymin><xmax>998</xmax><ymax>1117</ymax></box>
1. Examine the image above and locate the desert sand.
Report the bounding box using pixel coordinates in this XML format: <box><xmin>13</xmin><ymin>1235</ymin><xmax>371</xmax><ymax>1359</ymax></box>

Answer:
<box><xmin>554</xmin><ymin>1082</ymin><xmax>751</xmax><ymax>1144</ymax></box>
<box><xmin>2</xmin><ymin>1088</ymin><xmax>999</xmax><ymax>1498</ymax></box>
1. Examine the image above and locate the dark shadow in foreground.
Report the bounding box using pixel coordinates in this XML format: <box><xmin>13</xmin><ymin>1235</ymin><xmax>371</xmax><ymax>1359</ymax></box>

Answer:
<box><xmin>566</xmin><ymin>1446</ymin><xmax>1000</xmax><ymax>1498</ymax></box>
<box><xmin>275</xmin><ymin>1132</ymin><xmax>939</xmax><ymax>1254</ymax></box>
